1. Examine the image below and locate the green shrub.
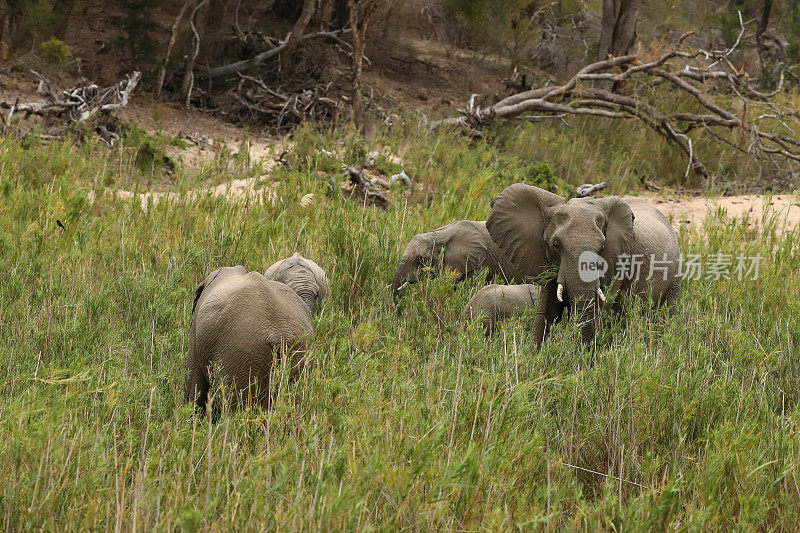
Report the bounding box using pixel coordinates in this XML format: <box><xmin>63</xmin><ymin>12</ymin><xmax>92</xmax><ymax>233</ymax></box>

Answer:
<box><xmin>39</xmin><ymin>37</ymin><xmax>71</xmax><ymax>64</ymax></box>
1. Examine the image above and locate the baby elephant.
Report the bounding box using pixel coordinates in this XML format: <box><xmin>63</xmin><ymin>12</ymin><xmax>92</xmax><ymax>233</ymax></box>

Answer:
<box><xmin>390</xmin><ymin>220</ymin><xmax>518</xmax><ymax>303</ymax></box>
<box><xmin>185</xmin><ymin>266</ymin><xmax>313</xmax><ymax>416</ymax></box>
<box><xmin>467</xmin><ymin>284</ymin><xmax>539</xmax><ymax>335</ymax></box>
<box><xmin>264</xmin><ymin>252</ymin><xmax>329</xmax><ymax>314</ymax></box>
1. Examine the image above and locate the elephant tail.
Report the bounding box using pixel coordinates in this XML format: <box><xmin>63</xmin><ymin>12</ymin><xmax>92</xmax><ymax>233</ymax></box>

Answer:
<box><xmin>184</xmin><ymin>342</ymin><xmax>211</xmax><ymax>416</ymax></box>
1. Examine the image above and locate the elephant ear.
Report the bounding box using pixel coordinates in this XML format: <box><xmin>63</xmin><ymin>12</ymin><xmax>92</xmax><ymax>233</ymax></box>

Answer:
<box><xmin>486</xmin><ymin>184</ymin><xmax>564</xmax><ymax>278</ymax></box>
<box><xmin>595</xmin><ymin>196</ymin><xmax>635</xmax><ymax>277</ymax></box>
<box><xmin>192</xmin><ymin>281</ymin><xmax>206</xmax><ymax>315</ymax></box>
<box><xmin>305</xmin><ymin>258</ymin><xmax>329</xmax><ymax>299</ymax></box>
<box><xmin>192</xmin><ymin>267</ymin><xmax>224</xmax><ymax>315</ymax></box>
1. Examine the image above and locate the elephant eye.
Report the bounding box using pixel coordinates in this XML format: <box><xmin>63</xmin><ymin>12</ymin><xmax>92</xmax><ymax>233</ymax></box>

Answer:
<box><xmin>552</xmin><ymin>239</ymin><xmax>561</xmax><ymax>249</ymax></box>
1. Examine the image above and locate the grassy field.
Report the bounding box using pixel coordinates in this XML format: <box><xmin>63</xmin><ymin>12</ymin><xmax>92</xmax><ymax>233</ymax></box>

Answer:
<box><xmin>2</xmin><ymin>121</ymin><xmax>800</xmax><ymax>530</ymax></box>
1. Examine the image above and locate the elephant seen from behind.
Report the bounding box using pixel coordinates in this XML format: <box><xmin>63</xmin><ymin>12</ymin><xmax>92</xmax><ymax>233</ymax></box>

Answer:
<box><xmin>185</xmin><ymin>266</ymin><xmax>313</xmax><ymax>416</ymax></box>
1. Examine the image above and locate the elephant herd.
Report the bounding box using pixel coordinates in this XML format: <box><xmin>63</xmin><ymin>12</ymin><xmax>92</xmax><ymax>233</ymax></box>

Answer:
<box><xmin>185</xmin><ymin>184</ymin><xmax>681</xmax><ymax>416</ymax></box>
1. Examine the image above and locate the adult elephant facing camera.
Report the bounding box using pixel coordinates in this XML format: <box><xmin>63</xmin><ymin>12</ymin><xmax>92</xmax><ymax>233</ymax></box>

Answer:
<box><xmin>185</xmin><ymin>266</ymin><xmax>313</xmax><ymax>415</ymax></box>
<box><xmin>486</xmin><ymin>184</ymin><xmax>681</xmax><ymax>348</ymax></box>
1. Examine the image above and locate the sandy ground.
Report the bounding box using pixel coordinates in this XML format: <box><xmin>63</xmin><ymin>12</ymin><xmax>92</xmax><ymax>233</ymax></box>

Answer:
<box><xmin>104</xmin><ymin>95</ymin><xmax>800</xmax><ymax>231</ymax></box>
<box><xmin>643</xmin><ymin>192</ymin><xmax>800</xmax><ymax>233</ymax></box>
<box><xmin>106</xmin><ymin>103</ymin><xmax>800</xmax><ymax>231</ymax></box>
<box><xmin>89</xmin><ymin>173</ymin><xmax>281</xmax><ymax>210</ymax></box>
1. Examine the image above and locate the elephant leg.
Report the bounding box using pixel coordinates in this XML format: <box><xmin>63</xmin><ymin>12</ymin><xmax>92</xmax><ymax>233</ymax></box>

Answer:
<box><xmin>660</xmin><ymin>276</ymin><xmax>682</xmax><ymax>314</ymax></box>
<box><xmin>533</xmin><ymin>278</ymin><xmax>564</xmax><ymax>349</ymax></box>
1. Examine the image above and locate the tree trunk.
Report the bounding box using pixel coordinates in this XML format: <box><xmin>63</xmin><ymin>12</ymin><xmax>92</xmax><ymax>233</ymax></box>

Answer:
<box><xmin>181</xmin><ymin>0</ymin><xmax>208</xmax><ymax>108</ymax></box>
<box><xmin>347</xmin><ymin>0</ymin><xmax>371</xmax><ymax>128</ymax></box>
<box><xmin>155</xmin><ymin>0</ymin><xmax>192</xmax><ymax>95</ymax></box>
<box><xmin>284</xmin><ymin>0</ymin><xmax>316</xmax><ymax>55</ymax></box>
<box><xmin>756</xmin><ymin>0</ymin><xmax>773</xmax><ymax>67</ymax></box>
<box><xmin>0</xmin><ymin>0</ymin><xmax>18</xmax><ymax>47</ymax></box>
<box><xmin>51</xmin><ymin>0</ymin><xmax>76</xmax><ymax>39</ymax></box>
<box><xmin>598</xmin><ymin>0</ymin><xmax>641</xmax><ymax>61</ymax></box>
<box><xmin>597</xmin><ymin>0</ymin><xmax>641</xmax><ymax>92</ymax></box>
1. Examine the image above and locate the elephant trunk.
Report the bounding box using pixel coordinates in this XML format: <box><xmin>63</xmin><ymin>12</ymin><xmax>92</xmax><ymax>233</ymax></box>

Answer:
<box><xmin>558</xmin><ymin>254</ymin><xmax>603</xmax><ymax>345</ymax></box>
<box><xmin>293</xmin><ymin>285</ymin><xmax>318</xmax><ymax>315</ymax></box>
<box><xmin>390</xmin><ymin>257</ymin><xmax>419</xmax><ymax>304</ymax></box>
<box><xmin>570</xmin><ymin>289</ymin><xmax>601</xmax><ymax>344</ymax></box>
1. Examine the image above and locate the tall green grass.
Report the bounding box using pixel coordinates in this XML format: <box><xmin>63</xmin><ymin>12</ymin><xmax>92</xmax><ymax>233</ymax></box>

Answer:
<box><xmin>1</xmin><ymin>125</ymin><xmax>799</xmax><ymax>530</ymax></box>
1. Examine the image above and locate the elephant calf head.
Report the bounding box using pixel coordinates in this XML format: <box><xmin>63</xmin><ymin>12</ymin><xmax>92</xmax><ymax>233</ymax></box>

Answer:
<box><xmin>486</xmin><ymin>184</ymin><xmax>679</xmax><ymax>347</ymax></box>
<box><xmin>264</xmin><ymin>253</ymin><xmax>329</xmax><ymax>314</ymax></box>
<box><xmin>390</xmin><ymin>220</ymin><xmax>518</xmax><ymax>304</ymax></box>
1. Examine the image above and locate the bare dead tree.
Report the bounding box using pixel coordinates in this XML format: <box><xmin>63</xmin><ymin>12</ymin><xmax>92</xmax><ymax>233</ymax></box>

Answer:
<box><xmin>182</xmin><ymin>0</ymin><xmax>209</xmax><ymax>108</ymax></box>
<box><xmin>432</xmin><ymin>30</ymin><xmax>800</xmax><ymax>179</ymax></box>
<box><xmin>284</xmin><ymin>0</ymin><xmax>317</xmax><ymax>56</ymax></box>
<box><xmin>155</xmin><ymin>0</ymin><xmax>193</xmax><ymax>95</ymax></box>
<box><xmin>346</xmin><ymin>0</ymin><xmax>380</xmax><ymax>128</ymax></box>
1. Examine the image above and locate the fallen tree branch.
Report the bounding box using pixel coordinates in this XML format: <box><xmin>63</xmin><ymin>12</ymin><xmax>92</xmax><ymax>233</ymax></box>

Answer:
<box><xmin>431</xmin><ymin>27</ymin><xmax>799</xmax><ymax>179</ymax></box>
<box><xmin>78</xmin><ymin>71</ymin><xmax>141</xmax><ymax>122</ymax></box>
<box><xmin>575</xmin><ymin>181</ymin><xmax>607</xmax><ymax>197</ymax></box>
<box><xmin>1</xmin><ymin>71</ymin><xmax>141</xmax><ymax>124</ymax></box>
<box><xmin>342</xmin><ymin>165</ymin><xmax>389</xmax><ymax>208</ymax></box>
<box><xmin>200</xmin><ymin>27</ymin><xmax>351</xmax><ymax>80</ymax></box>
<box><xmin>221</xmin><ymin>74</ymin><xmax>340</xmax><ymax>130</ymax></box>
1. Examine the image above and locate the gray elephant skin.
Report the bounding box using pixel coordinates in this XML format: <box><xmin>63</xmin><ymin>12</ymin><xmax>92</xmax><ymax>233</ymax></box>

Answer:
<box><xmin>467</xmin><ymin>284</ymin><xmax>539</xmax><ymax>335</ymax></box>
<box><xmin>486</xmin><ymin>184</ymin><xmax>680</xmax><ymax>347</ymax></box>
<box><xmin>264</xmin><ymin>252</ymin><xmax>329</xmax><ymax>314</ymax></box>
<box><xmin>185</xmin><ymin>266</ymin><xmax>313</xmax><ymax>415</ymax></box>
<box><xmin>390</xmin><ymin>220</ymin><xmax>518</xmax><ymax>303</ymax></box>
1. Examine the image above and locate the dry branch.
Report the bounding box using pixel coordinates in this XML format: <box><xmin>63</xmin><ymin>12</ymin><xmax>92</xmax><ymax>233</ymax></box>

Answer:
<box><xmin>342</xmin><ymin>165</ymin><xmax>389</xmax><ymax>208</ymax></box>
<box><xmin>200</xmin><ymin>28</ymin><xmax>351</xmax><ymax>80</ymax></box>
<box><xmin>155</xmin><ymin>0</ymin><xmax>193</xmax><ymax>95</ymax></box>
<box><xmin>1</xmin><ymin>71</ymin><xmax>141</xmax><ymax>124</ymax></box>
<box><xmin>576</xmin><ymin>182</ymin><xmax>608</xmax><ymax>197</ymax></box>
<box><xmin>432</xmin><ymin>27</ymin><xmax>800</xmax><ymax>179</ymax></box>
<box><xmin>222</xmin><ymin>74</ymin><xmax>341</xmax><ymax>130</ymax></box>
<box><xmin>182</xmin><ymin>0</ymin><xmax>208</xmax><ymax>107</ymax></box>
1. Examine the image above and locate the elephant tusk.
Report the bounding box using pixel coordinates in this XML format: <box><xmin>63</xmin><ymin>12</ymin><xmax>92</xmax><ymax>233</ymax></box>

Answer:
<box><xmin>397</xmin><ymin>282</ymin><xmax>409</xmax><ymax>291</ymax></box>
<box><xmin>557</xmin><ymin>283</ymin><xmax>564</xmax><ymax>302</ymax></box>
<box><xmin>597</xmin><ymin>287</ymin><xmax>606</xmax><ymax>302</ymax></box>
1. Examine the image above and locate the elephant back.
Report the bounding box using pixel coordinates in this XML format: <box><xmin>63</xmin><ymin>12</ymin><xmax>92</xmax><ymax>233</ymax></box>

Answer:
<box><xmin>193</xmin><ymin>272</ymin><xmax>312</xmax><ymax>353</ymax></box>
